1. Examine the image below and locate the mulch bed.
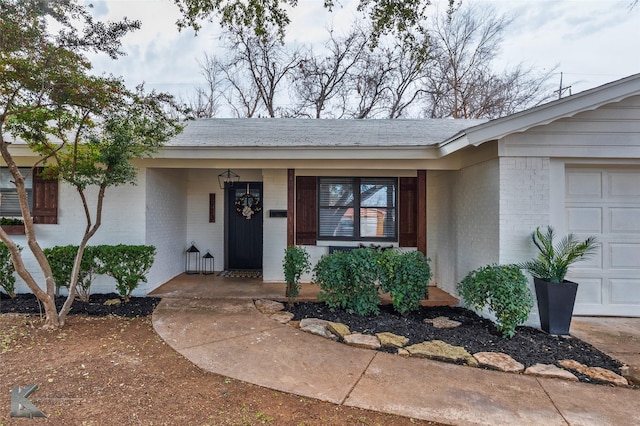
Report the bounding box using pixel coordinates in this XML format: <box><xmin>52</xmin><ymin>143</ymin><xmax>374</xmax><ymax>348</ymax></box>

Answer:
<box><xmin>0</xmin><ymin>292</ymin><xmax>159</xmax><ymax>317</ymax></box>
<box><xmin>288</xmin><ymin>301</ymin><xmax>625</xmax><ymax>384</ymax></box>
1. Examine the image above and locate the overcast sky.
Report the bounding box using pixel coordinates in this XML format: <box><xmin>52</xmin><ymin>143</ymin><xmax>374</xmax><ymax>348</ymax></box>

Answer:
<box><xmin>87</xmin><ymin>0</ymin><xmax>640</xmax><ymax>110</ymax></box>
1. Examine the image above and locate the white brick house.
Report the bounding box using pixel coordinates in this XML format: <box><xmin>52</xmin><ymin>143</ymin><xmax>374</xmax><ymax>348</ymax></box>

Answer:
<box><xmin>4</xmin><ymin>73</ymin><xmax>640</xmax><ymax>320</ymax></box>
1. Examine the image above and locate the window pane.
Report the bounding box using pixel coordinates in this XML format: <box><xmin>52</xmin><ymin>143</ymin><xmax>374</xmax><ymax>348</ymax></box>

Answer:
<box><xmin>319</xmin><ymin>178</ymin><xmax>353</xmax><ymax>207</ymax></box>
<box><xmin>319</xmin><ymin>207</ymin><xmax>354</xmax><ymax>237</ymax></box>
<box><xmin>360</xmin><ymin>208</ymin><xmax>396</xmax><ymax>237</ymax></box>
<box><xmin>0</xmin><ymin>168</ymin><xmax>32</xmax><ymax>217</ymax></box>
<box><xmin>360</xmin><ymin>179</ymin><xmax>396</xmax><ymax>208</ymax></box>
<box><xmin>0</xmin><ymin>168</ymin><xmax>32</xmax><ymax>190</ymax></box>
<box><xmin>318</xmin><ymin>177</ymin><xmax>397</xmax><ymax>241</ymax></box>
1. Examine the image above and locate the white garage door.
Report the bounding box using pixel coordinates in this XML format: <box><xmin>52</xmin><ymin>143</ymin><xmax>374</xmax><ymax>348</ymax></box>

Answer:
<box><xmin>565</xmin><ymin>167</ymin><xmax>640</xmax><ymax>316</ymax></box>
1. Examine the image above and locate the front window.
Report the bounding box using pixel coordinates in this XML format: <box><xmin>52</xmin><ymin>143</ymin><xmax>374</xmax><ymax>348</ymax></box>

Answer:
<box><xmin>318</xmin><ymin>177</ymin><xmax>397</xmax><ymax>241</ymax></box>
<box><xmin>0</xmin><ymin>167</ymin><xmax>32</xmax><ymax>217</ymax></box>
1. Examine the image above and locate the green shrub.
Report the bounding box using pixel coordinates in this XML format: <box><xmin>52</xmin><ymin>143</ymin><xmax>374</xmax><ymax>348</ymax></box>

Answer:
<box><xmin>43</xmin><ymin>245</ymin><xmax>98</xmax><ymax>302</ymax></box>
<box><xmin>313</xmin><ymin>247</ymin><xmax>433</xmax><ymax>317</ymax></box>
<box><xmin>313</xmin><ymin>248</ymin><xmax>380</xmax><ymax>316</ymax></box>
<box><xmin>96</xmin><ymin>245</ymin><xmax>156</xmax><ymax>301</ymax></box>
<box><xmin>282</xmin><ymin>245</ymin><xmax>311</xmax><ymax>307</ymax></box>
<box><xmin>0</xmin><ymin>243</ymin><xmax>19</xmax><ymax>297</ymax></box>
<box><xmin>457</xmin><ymin>264</ymin><xmax>533</xmax><ymax>339</ymax></box>
<box><xmin>0</xmin><ymin>217</ymin><xmax>24</xmax><ymax>226</ymax></box>
<box><xmin>379</xmin><ymin>250</ymin><xmax>432</xmax><ymax>315</ymax></box>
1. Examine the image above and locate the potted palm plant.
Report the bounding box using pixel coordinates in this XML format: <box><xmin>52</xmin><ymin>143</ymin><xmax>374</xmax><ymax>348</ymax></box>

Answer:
<box><xmin>519</xmin><ymin>226</ymin><xmax>598</xmax><ymax>335</ymax></box>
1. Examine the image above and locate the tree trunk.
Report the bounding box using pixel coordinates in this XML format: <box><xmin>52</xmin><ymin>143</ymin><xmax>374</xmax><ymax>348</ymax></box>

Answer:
<box><xmin>0</xmin><ymin>228</ymin><xmax>59</xmax><ymax>328</ymax></box>
<box><xmin>59</xmin><ymin>184</ymin><xmax>105</xmax><ymax>326</ymax></box>
<box><xmin>0</xmin><ymin>142</ymin><xmax>60</xmax><ymax>328</ymax></box>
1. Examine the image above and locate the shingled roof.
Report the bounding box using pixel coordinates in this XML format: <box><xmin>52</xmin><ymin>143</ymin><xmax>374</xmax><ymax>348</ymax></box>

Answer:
<box><xmin>166</xmin><ymin>118</ymin><xmax>487</xmax><ymax>148</ymax></box>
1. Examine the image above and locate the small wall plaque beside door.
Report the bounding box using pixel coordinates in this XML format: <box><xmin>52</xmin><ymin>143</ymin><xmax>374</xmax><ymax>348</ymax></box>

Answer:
<box><xmin>209</xmin><ymin>193</ymin><xmax>215</xmax><ymax>223</ymax></box>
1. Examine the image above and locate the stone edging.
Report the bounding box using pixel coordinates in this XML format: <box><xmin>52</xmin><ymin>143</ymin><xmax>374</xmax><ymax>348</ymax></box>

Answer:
<box><xmin>254</xmin><ymin>299</ymin><xmax>635</xmax><ymax>388</ymax></box>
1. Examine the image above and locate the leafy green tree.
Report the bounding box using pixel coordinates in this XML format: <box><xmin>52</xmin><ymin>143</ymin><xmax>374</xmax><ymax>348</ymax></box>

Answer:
<box><xmin>173</xmin><ymin>0</ymin><xmax>454</xmax><ymax>47</ymax></box>
<box><xmin>0</xmin><ymin>0</ymin><xmax>184</xmax><ymax>328</ymax></box>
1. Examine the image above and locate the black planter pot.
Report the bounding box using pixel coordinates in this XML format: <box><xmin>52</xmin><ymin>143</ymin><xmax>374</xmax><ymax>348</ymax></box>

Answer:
<box><xmin>534</xmin><ymin>278</ymin><xmax>578</xmax><ymax>335</ymax></box>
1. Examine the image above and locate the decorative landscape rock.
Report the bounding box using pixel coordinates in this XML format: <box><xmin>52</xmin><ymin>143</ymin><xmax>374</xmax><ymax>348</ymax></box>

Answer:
<box><xmin>327</xmin><ymin>322</ymin><xmax>350</xmax><ymax>340</ymax></box>
<box><xmin>104</xmin><ymin>298</ymin><xmax>121</xmax><ymax>306</ymax></box>
<box><xmin>397</xmin><ymin>348</ymin><xmax>411</xmax><ymax>357</ymax></box>
<box><xmin>621</xmin><ymin>365</ymin><xmax>640</xmax><ymax>386</ymax></box>
<box><xmin>423</xmin><ymin>316</ymin><xmax>462</xmax><ymax>329</ymax></box>
<box><xmin>299</xmin><ymin>318</ymin><xmax>338</xmax><ymax>340</ymax></box>
<box><xmin>254</xmin><ymin>299</ymin><xmax>284</xmax><ymax>314</ymax></box>
<box><xmin>524</xmin><ymin>363</ymin><xmax>579</xmax><ymax>381</ymax></box>
<box><xmin>262</xmin><ymin>304</ymin><xmax>627</xmax><ymax>386</ymax></box>
<box><xmin>299</xmin><ymin>318</ymin><xmax>329</xmax><ymax>327</ymax></box>
<box><xmin>269</xmin><ymin>311</ymin><xmax>294</xmax><ymax>324</ymax></box>
<box><xmin>559</xmin><ymin>360</ymin><xmax>629</xmax><ymax>387</ymax></box>
<box><xmin>343</xmin><ymin>333</ymin><xmax>381</xmax><ymax>350</ymax></box>
<box><xmin>406</xmin><ymin>340</ymin><xmax>478</xmax><ymax>366</ymax></box>
<box><xmin>473</xmin><ymin>352</ymin><xmax>524</xmax><ymax>373</ymax></box>
<box><xmin>376</xmin><ymin>332</ymin><xmax>409</xmax><ymax>348</ymax></box>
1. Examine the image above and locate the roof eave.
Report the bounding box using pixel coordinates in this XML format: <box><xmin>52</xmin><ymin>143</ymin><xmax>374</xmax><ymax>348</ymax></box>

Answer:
<box><xmin>438</xmin><ymin>132</ymin><xmax>471</xmax><ymax>156</ymax></box>
<box><xmin>455</xmin><ymin>73</ymin><xmax>640</xmax><ymax>148</ymax></box>
<box><xmin>156</xmin><ymin>144</ymin><xmax>443</xmax><ymax>160</ymax></box>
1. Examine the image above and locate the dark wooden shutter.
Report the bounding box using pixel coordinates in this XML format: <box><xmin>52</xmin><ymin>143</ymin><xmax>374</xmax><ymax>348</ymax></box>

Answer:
<box><xmin>399</xmin><ymin>177</ymin><xmax>417</xmax><ymax>247</ymax></box>
<box><xmin>296</xmin><ymin>176</ymin><xmax>317</xmax><ymax>245</ymax></box>
<box><xmin>287</xmin><ymin>169</ymin><xmax>295</xmax><ymax>247</ymax></box>
<box><xmin>32</xmin><ymin>168</ymin><xmax>58</xmax><ymax>224</ymax></box>
<box><xmin>417</xmin><ymin>170</ymin><xmax>427</xmax><ymax>255</ymax></box>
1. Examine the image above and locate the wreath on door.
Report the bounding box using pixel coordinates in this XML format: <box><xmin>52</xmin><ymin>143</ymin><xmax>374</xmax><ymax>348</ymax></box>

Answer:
<box><xmin>235</xmin><ymin>193</ymin><xmax>262</xmax><ymax>219</ymax></box>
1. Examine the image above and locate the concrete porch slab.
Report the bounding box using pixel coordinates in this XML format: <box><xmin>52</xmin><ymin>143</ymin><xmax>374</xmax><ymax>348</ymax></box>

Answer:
<box><xmin>149</xmin><ymin>273</ymin><xmax>459</xmax><ymax>306</ymax></box>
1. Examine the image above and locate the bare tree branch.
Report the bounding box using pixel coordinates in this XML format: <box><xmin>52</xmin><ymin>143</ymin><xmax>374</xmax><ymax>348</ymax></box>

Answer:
<box><xmin>222</xmin><ymin>25</ymin><xmax>300</xmax><ymax>117</ymax></box>
<box><xmin>290</xmin><ymin>28</ymin><xmax>369</xmax><ymax>118</ymax></box>
<box><xmin>423</xmin><ymin>4</ymin><xmax>554</xmax><ymax>119</ymax></box>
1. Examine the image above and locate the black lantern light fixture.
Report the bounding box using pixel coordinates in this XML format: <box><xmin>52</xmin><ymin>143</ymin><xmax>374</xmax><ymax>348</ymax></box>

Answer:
<box><xmin>218</xmin><ymin>169</ymin><xmax>240</xmax><ymax>189</ymax></box>
<box><xmin>185</xmin><ymin>242</ymin><xmax>201</xmax><ymax>275</ymax></box>
<box><xmin>202</xmin><ymin>250</ymin><xmax>215</xmax><ymax>275</ymax></box>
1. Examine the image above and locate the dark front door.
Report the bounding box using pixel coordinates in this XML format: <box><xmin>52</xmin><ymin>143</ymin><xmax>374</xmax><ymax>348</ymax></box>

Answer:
<box><xmin>226</xmin><ymin>182</ymin><xmax>263</xmax><ymax>270</ymax></box>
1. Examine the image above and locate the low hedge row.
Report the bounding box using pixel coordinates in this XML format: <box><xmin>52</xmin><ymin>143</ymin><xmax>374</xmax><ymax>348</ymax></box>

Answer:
<box><xmin>43</xmin><ymin>244</ymin><xmax>156</xmax><ymax>302</ymax></box>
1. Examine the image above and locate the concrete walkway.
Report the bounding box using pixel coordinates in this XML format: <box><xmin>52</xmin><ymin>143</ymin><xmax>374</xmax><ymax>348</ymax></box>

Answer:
<box><xmin>150</xmin><ymin>279</ymin><xmax>640</xmax><ymax>426</ymax></box>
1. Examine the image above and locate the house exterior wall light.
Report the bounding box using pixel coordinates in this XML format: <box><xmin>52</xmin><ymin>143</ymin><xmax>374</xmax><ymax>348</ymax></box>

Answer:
<box><xmin>185</xmin><ymin>242</ymin><xmax>201</xmax><ymax>275</ymax></box>
<box><xmin>218</xmin><ymin>169</ymin><xmax>240</xmax><ymax>189</ymax></box>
